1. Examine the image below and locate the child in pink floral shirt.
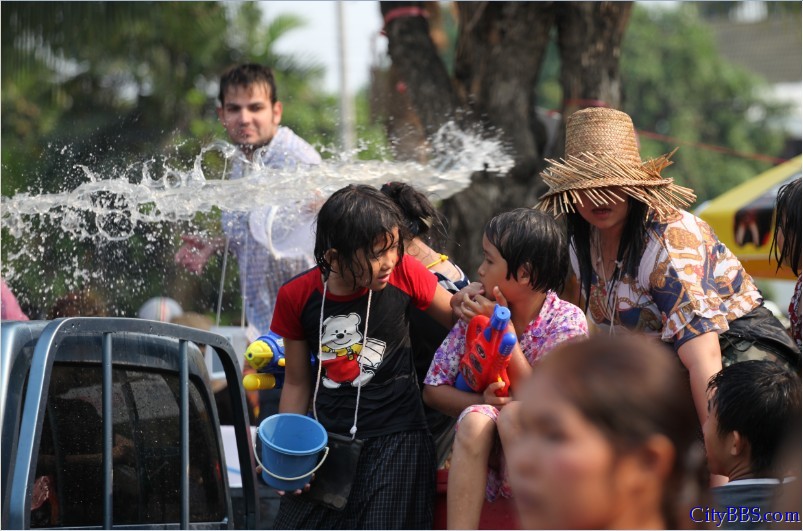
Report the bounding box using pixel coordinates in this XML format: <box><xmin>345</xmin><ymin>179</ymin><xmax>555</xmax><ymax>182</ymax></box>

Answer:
<box><xmin>423</xmin><ymin>209</ymin><xmax>587</xmax><ymax>529</ymax></box>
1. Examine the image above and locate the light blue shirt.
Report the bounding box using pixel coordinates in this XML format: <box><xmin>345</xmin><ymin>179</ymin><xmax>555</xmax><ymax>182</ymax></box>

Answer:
<box><xmin>221</xmin><ymin>127</ymin><xmax>321</xmax><ymax>338</ymax></box>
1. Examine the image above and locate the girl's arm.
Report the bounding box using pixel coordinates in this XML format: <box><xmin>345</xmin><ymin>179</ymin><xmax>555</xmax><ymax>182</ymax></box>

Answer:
<box><xmin>278</xmin><ymin>338</ymin><xmax>313</xmax><ymax>415</ymax></box>
<box><xmin>506</xmin><ymin>340</ymin><xmax>532</xmax><ymax>391</ymax></box>
<box><xmin>423</xmin><ymin>383</ymin><xmax>510</xmax><ymax>417</ymax></box>
<box><xmin>677</xmin><ymin>331</ymin><xmax>722</xmax><ymax>427</ymax></box>
<box><xmin>425</xmin><ymin>283</ymin><xmax>459</xmax><ymax>328</ymax></box>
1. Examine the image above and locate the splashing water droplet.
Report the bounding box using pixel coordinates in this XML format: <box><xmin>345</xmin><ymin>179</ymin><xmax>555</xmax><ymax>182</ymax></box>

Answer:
<box><xmin>1</xmin><ymin>123</ymin><xmax>513</xmax><ymax>315</ymax></box>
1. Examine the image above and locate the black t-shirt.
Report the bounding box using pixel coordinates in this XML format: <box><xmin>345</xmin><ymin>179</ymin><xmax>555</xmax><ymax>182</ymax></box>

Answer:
<box><xmin>271</xmin><ymin>255</ymin><xmax>437</xmax><ymax>438</ymax></box>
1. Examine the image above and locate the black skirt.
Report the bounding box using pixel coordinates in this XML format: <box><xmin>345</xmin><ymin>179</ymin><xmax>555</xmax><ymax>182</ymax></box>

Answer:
<box><xmin>273</xmin><ymin>428</ymin><xmax>436</xmax><ymax>530</ymax></box>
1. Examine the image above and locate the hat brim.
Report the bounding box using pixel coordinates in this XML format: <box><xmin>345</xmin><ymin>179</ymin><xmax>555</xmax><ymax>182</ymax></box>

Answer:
<box><xmin>536</xmin><ymin>149</ymin><xmax>696</xmax><ymax>219</ymax></box>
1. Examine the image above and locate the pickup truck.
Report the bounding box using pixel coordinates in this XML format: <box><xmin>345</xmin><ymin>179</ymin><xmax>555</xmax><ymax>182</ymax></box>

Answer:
<box><xmin>1</xmin><ymin>317</ymin><xmax>260</xmax><ymax>529</ymax></box>
<box><xmin>2</xmin><ymin>317</ymin><xmax>519</xmax><ymax>530</ymax></box>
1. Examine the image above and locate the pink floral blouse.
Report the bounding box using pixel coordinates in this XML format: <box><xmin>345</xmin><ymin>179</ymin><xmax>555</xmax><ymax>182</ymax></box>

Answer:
<box><xmin>790</xmin><ymin>276</ymin><xmax>801</xmax><ymax>350</ymax></box>
<box><xmin>424</xmin><ymin>291</ymin><xmax>588</xmax><ymax>387</ymax></box>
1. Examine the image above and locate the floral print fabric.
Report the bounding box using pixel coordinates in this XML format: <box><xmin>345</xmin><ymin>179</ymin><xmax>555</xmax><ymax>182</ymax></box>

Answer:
<box><xmin>571</xmin><ymin>210</ymin><xmax>763</xmax><ymax>349</ymax></box>
<box><xmin>424</xmin><ymin>291</ymin><xmax>588</xmax><ymax>387</ymax></box>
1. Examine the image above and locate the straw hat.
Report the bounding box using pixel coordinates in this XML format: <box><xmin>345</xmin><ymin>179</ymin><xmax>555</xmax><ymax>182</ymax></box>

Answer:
<box><xmin>537</xmin><ymin>107</ymin><xmax>696</xmax><ymax>219</ymax></box>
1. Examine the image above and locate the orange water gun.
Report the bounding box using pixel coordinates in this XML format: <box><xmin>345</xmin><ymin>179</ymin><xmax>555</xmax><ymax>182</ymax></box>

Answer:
<box><xmin>454</xmin><ymin>305</ymin><xmax>518</xmax><ymax>397</ymax></box>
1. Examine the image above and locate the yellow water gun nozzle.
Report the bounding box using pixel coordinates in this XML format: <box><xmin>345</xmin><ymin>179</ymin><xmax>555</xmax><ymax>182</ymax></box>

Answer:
<box><xmin>242</xmin><ymin>373</ymin><xmax>277</xmax><ymax>391</ymax></box>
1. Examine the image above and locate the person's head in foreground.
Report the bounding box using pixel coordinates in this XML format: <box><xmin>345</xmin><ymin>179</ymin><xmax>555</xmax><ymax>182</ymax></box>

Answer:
<box><xmin>507</xmin><ymin>335</ymin><xmax>705</xmax><ymax>529</ymax></box>
<box><xmin>704</xmin><ymin>360</ymin><xmax>801</xmax><ymax>481</ymax></box>
<box><xmin>314</xmin><ymin>184</ymin><xmax>408</xmax><ymax>293</ymax></box>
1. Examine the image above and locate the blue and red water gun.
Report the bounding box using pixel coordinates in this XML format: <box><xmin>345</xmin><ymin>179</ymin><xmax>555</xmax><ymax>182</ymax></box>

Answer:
<box><xmin>454</xmin><ymin>305</ymin><xmax>518</xmax><ymax>398</ymax></box>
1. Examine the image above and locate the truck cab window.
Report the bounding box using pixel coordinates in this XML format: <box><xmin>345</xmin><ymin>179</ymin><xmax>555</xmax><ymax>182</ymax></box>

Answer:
<box><xmin>31</xmin><ymin>363</ymin><xmax>226</xmax><ymax>528</ymax></box>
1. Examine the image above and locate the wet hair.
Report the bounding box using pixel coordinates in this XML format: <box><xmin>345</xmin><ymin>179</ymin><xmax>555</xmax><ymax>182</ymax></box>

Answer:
<box><xmin>379</xmin><ymin>181</ymin><xmax>448</xmax><ymax>248</ymax></box>
<box><xmin>707</xmin><ymin>360</ymin><xmax>801</xmax><ymax>476</ymax></box>
<box><xmin>218</xmin><ymin>63</ymin><xmax>278</xmax><ymax>106</ymax></box>
<box><xmin>567</xmin><ymin>197</ymin><xmax>651</xmax><ymax>310</ymax></box>
<box><xmin>484</xmin><ymin>208</ymin><xmax>567</xmax><ymax>293</ymax></box>
<box><xmin>314</xmin><ymin>185</ymin><xmax>408</xmax><ymax>289</ymax></box>
<box><xmin>538</xmin><ymin>335</ymin><xmax>705</xmax><ymax>529</ymax></box>
<box><xmin>770</xmin><ymin>177</ymin><xmax>801</xmax><ymax>275</ymax></box>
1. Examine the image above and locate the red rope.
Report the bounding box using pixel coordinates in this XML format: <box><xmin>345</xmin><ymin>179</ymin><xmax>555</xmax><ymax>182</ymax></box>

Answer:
<box><xmin>381</xmin><ymin>6</ymin><xmax>428</xmax><ymax>35</ymax></box>
<box><xmin>556</xmin><ymin>100</ymin><xmax>785</xmax><ymax>164</ymax></box>
<box><xmin>562</xmin><ymin>98</ymin><xmax>609</xmax><ymax>110</ymax></box>
<box><xmin>636</xmin><ymin>129</ymin><xmax>789</xmax><ymax>165</ymax></box>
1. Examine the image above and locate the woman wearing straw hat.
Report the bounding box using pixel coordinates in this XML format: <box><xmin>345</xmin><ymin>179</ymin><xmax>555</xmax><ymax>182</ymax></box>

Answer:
<box><xmin>535</xmin><ymin>107</ymin><xmax>799</xmax><ymax>429</ymax></box>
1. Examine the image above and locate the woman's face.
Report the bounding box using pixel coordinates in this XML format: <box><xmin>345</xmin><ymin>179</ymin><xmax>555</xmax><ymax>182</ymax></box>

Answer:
<box><xmin>574</xmin><ymin>188</ymin><xmax>629</xmax><ymax>235</ymax></box>
<box><xmin>507</xmin><ymin>374</ymin><xmax>633</xmax><ymax>529</ymax></box>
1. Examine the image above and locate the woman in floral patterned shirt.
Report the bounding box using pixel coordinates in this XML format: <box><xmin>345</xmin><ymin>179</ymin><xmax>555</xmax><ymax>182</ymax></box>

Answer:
<box><xmin>535</xmin><ymin>107</ymin><xmax>799</xmax><ymax>431</ymax></box>
<box><xmin>423</xmin><ymin>209</ymin><xmax>588</xmax><ymax>529</ymax></box>
<box><xmin>771</xmin><ymin>177</ymin><xmax>801</xmax><ymax>349</ymax></box>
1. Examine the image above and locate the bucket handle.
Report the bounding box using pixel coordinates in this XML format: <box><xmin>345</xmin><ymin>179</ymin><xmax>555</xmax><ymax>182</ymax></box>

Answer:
<box><xmin>253</xmin><ymin>442</ymin><xmax>330</xmax><ymax>482</ymax></box>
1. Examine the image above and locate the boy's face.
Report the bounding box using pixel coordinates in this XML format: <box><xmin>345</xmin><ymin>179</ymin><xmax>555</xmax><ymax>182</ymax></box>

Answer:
<box><xmin>702</xmin><ymin>397</ymin><xmax>729</xmax><ymax>476</ymax></box>
<box><xmin>477</xmin><ymin>234</ymin><xmax>519</xmax><ymax>299</ymax></box>
<box><xmin>217</xmin><ymin>83</ymin><xmax>282</xmax><ymax>154</ymax></box>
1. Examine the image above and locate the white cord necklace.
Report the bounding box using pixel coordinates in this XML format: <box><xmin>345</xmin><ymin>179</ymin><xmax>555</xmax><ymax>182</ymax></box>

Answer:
<box><xmin>312</xmin><ymin>278</ymin><xmax>373</xmax><ymax>440</ymax></box>
<box><xmin>594</xmin><ymin>232</ymin><xmax>621</xmax><ymax>336</ymax></box>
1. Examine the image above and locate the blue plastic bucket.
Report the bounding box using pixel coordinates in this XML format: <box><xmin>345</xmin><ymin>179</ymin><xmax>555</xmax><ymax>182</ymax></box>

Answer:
<box><xmin>257</xmin><ymin>413</ymin><xmax>328</xmax><ymax>491</ymax></box>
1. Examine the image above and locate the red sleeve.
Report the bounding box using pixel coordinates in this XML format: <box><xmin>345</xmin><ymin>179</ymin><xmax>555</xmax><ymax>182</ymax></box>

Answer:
<box><xmin>393</xmin><ymin>254</ymin><xmax>438</xmax><ymax>310</ymax></box>
<box><xmin>270</xmin><ymin>282</ymin><xmax>306</xmax><ymax>340</ymax></box>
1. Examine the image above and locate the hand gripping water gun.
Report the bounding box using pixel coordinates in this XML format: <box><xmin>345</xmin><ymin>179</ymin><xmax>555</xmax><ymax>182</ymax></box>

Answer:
<box><xmin>454</xmin><ymin>305</ymin><xmax>518</xmax><ymax>397</ymax></box>
<box><xmin>242</xmin><ymin>332</ymin><xmax>287</xmax><ymax>391</ymax></box>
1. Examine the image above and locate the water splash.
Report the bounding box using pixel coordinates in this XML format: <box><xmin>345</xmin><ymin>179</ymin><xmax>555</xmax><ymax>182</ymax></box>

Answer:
<box><xmin>1</xmin><ymin>123</ymin><xmax>513</xmax><ymax>316</ymax></box>
<box><xmin>3</xmin><ymin>123</ymin><xmax>512</xmax><ymax>240</ymax></box>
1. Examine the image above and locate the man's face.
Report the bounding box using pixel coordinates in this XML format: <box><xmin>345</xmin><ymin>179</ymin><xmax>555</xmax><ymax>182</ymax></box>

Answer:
<box><xmin>217</xmin><ymin>83</ymin><xmax>282</xmax><ymax>155</ymax></box>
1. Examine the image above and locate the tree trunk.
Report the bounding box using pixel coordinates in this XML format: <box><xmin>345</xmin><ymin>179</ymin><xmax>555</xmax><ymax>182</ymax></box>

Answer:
<box><xmin>454</xmin><ymin>2</ymin><xmax>555</xmax><ymax>162</ymax></box>
<box><xmin>378</xmin><ymin>1</ymin><xmax>632</xmax><ymax>274</ymax></box>
<box><xmin>552</xmin><ymin>1</ymin><xmax>633</xmax><ymax>156</ymax></box>
<box><xmin>380</xmin><ymin>1</ymin><xmax>459</xmax><ymax>139</ymax></box>
<box><xmin>443</xmin><ymin>2</ymin><xmax>556</xmax><ymax>274</ymax></box>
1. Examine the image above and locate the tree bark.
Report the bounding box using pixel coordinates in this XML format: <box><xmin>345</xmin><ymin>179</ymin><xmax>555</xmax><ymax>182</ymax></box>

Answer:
<box><xmin>380</xmin><ymin>1</ymin><xmax>459</xmax><ymax>139</ymax></box>
<box><xmin>552</xmin><ymin>2</ymin><xmax>633</xmax><ymax>156</ymax></box>
<box><xmin>454</xmin><ymin>2</ymin><xmax>555</xmax><ymax>162</ymax></box>
<box><xmin>443</xmin><ymin>2</ymin><xmax>556</xmax><ymax>273</ymax></box>
<box><xmin>377</xmin><ymin>1</ymin><xmax>632</xmax><ymax>274</ymax></box>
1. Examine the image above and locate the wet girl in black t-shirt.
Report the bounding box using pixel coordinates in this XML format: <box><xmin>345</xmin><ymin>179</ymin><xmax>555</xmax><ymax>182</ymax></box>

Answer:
<box><xmin>270</xmin><ymin>184</ymin><xmax>456</xmax><ymax>529</ymax></box>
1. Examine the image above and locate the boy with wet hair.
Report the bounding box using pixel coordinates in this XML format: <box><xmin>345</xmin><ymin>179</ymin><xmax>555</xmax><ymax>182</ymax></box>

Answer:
<box><xmin>424</xmin><ymin>208</ymin><xmax>588</xmax><ymax>529</ymax></box>
<box><xmin>704</xmin><ymin>360</ymin><xmax>801</xmax><ymax>528</ymax></box>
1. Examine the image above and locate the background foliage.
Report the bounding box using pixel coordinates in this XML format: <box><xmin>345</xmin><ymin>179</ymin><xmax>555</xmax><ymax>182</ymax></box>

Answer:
<box><xmin>1</xmin><ymin>1</ymin><xmax>795</xmax><ymax>319</ymax></box>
